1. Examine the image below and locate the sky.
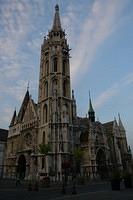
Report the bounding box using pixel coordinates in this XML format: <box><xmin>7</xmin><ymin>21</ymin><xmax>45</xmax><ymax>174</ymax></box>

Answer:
<box><xmin>0</xmin><ymin>0</ymin><xmax>133</xmax><ymax>148</ymax></box>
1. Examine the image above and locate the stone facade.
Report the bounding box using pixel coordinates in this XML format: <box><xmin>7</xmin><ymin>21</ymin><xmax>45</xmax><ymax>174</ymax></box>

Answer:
<box><xmin>5</xmin><ymin>5</ymin><xmax>132</xmax><ymax>180</ymax></box>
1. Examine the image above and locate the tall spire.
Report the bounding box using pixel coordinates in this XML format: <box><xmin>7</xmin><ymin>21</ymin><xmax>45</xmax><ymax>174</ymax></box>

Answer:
<box><xmin>52</xmin><ymin>4</ymin><xmax>62</xmax><ymax>31</ymax></box>
<box><xmin>118</xmin><ymin>113</ymin><xmax>125</xmax><ymax>131</ymax></box>
<box><xmin>27</xmin><ymin>81</ymin><xmax>29</xmax><ymax>91</ymax></box>
<box><xmin>88</xmin><ymin>91</ymin><xmax>95</xmax><ymax>122</ymax></box>
<box><xmin>89</xmin><ymin>91</ymin><xmax>94</xmax><ymax>113</ymax></box>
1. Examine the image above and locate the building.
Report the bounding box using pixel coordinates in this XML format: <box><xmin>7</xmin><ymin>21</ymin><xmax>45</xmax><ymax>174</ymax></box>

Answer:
<box><xmin>5</xmin><ymin>5</ymin><xmax>131</xmax><ymax>180</ymax></box>
<box><xmin>0</xmin><ymin>128</ymin><xmax>8</xmax><ymax>178</ymax></box>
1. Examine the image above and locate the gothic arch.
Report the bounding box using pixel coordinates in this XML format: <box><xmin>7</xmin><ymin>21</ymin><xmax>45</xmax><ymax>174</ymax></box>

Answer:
<box><xmin>44</xmin><ymin>81</ymin><xmax>48</xmax><ymax>98</ymax></box>
<box><xmin>62</xmin><ymin>59</ymin><xmax>67</xmax><ymax>74</ymax></box>
<box><xmin>53</xmin><ymin>57</ymin><xmax>58</xmax><ymax>72</ymax></box>
<box><xmin>43</xmin><ymin>104</ymin><xmax>48</xmax><ymax>124</ymax></box>
<box><xmin>80</xmin><ymin>131</ymin><xmax>88</xmax><ymax>144</ymax></box>
<box><xmin>52</xmin><ymin>78</ymin><xmax>58</xmax><ymax>96</ymax></box>
<box><xmin>63</xmin><ymin>80</ymin><xmax>69</xmax><ymax>97</ymax></box>
<box><xmin>42</xmin><ymin>131</ymin><xmax>46</xmax><ymax>144</ymax></box>
<box><xmin>96</xmin><ymin>148</ymin><xmax>108</xmax><ymax>179</ymax></box>
<box><xmin>62</xmin><ymin>104</ymin><xmax>69</xmax><ymax>123</ymax></box>
<box><xmin>17</xmin><ymin>154</ymin><xmax>26</xmax><ymax>180</ymax></box>
<box><xmin>45</xmin><ymin>60</ymin><xmax>49</xmax><ymax>76</ymax></box>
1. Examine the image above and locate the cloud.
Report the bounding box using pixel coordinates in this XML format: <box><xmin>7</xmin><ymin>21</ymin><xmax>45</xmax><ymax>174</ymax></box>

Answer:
<box><xmin>94</xmin><ymin>73</ymin><xmax>133</xmax><ymax>108</ymax></box>
<box><xmin>63</xmin><ymin>0</ymin><xmax>127</xmax><ymax>85</ymax></box>
<box><xmin>0</xmin><ymin>0</ymin><xmax>48</xmax><ymax>128</ymax></box>
<box><xmin>0</xmin><ymin>79</ymin><xmax>37</xmax><ymax>102</ymax></box>
<box><xmin>0</xmin><ymin>106</ymin><xmax>13</xmax><ymax>128</ymax></box>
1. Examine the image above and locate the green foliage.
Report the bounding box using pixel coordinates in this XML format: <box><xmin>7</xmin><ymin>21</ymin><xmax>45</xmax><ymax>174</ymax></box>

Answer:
<box><xmin>38</xmin><ymin>143</ymin><xmax>51</xmax><ymax>155</ymax></box>
<box><xmin>73</xmin><ymin>148</ymin><xmax>83</xmax><ymax>163</ymax></box>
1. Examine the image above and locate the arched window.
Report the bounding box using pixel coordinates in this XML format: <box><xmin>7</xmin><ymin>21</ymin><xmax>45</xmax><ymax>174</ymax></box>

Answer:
<box><xmin>44</xmin><ymin>82</ymin><xmax>48</xmax><ymax>98</ymax></box>
<box><xmin>45</xmin><ymin>60</ymin><xmax>49</xmax><ymax>75</ymax></box>
<box><xmin>62</xmin><ymin>104</ymin><xmax>69</xmax><ymax>123</ymax></box>
<box><xmin>63</xmin><ymin>80</ymin><xmax>67</xmax><ymax>97</ymax></box>
<box><xmin>43</xmin><ymin>104</ymin><xmax>48</xmax><ymax>123</ymax></box>
<box><xmin>62</xmin><ymin>60</ymin><xmax>67</xmax><ymax>74</ymax></box>
<box><xmin>42</xmin><ymin>131</ymin><xmax>45</xmax><ymax>144</ymax></box>
<box><xmin>53</xmin><ymin>57</ymin><xmax>57</xmax><ymax>72</ymax></box>
<box><xmin>52</xmin><ymin>79</ymin><xmax>58</xmax><ymax>96</ymax></box>
<box><xmin>11</xmin><ymin>141</ymin><xmax>14</xmax><ymax>153</ymax></box>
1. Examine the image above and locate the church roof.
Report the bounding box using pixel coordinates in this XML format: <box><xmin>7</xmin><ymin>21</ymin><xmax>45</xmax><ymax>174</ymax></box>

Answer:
<box><xmin>10</xmin><ymin>109</ymin><xmax>17</xmax><ymax>127</ymax></box>
<box><xmin>17</xmin><ymin>90</ymin><xmax>30</xmax><ymax>122</ymax></box>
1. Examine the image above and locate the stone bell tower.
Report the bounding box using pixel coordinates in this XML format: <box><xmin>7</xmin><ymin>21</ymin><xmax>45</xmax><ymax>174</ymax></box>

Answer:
<box><xmin>38</xmin><ymin>5</ymin><xmax>73</xmax><ymax>177</ymax></box>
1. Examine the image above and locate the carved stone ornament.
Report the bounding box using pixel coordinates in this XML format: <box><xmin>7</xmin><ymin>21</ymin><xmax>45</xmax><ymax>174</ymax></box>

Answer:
<box><xmin>24</xmin><ymin>133</ymin><xmax>32</xmax><ymax>146</ymax></box>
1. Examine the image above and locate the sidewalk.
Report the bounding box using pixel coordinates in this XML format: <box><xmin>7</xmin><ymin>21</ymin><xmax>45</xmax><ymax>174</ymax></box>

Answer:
<box><xmin>0</xmin><ymin>179</ymin><xmax>133</xmax><ymax>200</ymax></box>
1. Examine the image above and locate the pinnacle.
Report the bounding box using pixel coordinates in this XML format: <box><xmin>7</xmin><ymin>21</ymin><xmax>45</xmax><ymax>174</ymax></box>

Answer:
<box><xmin>52</xmin><ymin>4</ymin><xmax>62</xmax><ymax>31</ymax></box>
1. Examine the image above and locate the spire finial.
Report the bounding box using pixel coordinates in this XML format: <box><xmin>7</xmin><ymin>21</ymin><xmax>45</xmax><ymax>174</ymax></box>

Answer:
<box><xmin>55</xmin><ymin>4</ymin><xmax>59</xmax><ymax>11</ymax></box>
<box><xmin>27</xmin><ymin>81</ymin><xmax>29</xmax><ymax>91</ymax></box>
<box><xmin>89</xmin><ymin>90</ymin><xmax>91</xmax><ymax>100</ymax></box>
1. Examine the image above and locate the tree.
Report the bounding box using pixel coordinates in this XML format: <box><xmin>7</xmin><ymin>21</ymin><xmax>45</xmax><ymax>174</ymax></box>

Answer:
<box><xmin>38</xmin><ymin>143</ymin><xmax>51</xmax><ymax>155</ymax></box>
<box><xmin>73</xmin><ymin>147</ymin><xmax>83</xmax><ymax>174</ymax></box>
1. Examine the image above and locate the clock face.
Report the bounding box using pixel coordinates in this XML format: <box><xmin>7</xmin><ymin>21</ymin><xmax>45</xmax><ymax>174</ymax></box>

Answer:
<box><xmin>24</xmin><ymin>133</ymin><xmax>32</xmax><ymax>147</ymax></box>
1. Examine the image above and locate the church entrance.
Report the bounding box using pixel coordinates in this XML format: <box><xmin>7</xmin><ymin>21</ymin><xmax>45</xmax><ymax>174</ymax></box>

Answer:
<box><xmin>17</xmin><ymin>155</ymin><xmax>26</xmax><ymax>179</ymax></box>
<box><xmin>96</xmin><ymin>149</ymin><xmax>108</xmax><ymax>179</ymax></box>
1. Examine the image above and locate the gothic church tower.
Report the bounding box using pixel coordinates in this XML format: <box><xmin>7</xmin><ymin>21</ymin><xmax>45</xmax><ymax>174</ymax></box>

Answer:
<box><xmin>38</xmin><ymin>5</ymin><xmax>73</xmax><ymax>176</ymax></box>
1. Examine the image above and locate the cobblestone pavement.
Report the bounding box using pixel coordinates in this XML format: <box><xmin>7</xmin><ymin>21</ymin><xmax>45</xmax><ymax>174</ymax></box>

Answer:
<box><xmin>0</xmin><ymin>179</ymin><xmax>132</xmax><ymax>200</ymax></box>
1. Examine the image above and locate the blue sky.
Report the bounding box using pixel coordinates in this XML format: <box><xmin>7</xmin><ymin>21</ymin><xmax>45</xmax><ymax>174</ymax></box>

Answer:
<box><xmin>0</xmin><ymin>0</ymin><xmax>133</xmax><ymax>148</ymax></box>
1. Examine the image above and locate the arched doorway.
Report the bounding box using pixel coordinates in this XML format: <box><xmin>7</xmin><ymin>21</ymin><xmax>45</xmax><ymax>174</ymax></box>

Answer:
<box><xmin>17</xmin><ymin>155</ymin><xmax>26</xmax><ymax>179</ymax></box>
<box><xmin>96</xmin><ymin>149</ymin><xmax>108</xmax><ymax>179</ymax></box>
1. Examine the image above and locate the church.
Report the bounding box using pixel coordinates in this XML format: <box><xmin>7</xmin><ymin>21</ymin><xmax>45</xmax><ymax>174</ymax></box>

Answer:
<box><xmin>5</xmin><ymin>5</ymin><xmax>132</xmax><ymax>180</ymax></box>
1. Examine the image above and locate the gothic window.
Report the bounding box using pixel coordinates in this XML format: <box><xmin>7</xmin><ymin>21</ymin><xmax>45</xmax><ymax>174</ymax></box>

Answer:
<box><xmin>11</xmin><ymin>141</ymin><xmax>13</xmax><ymax>153</ymax></box>
<box><xmin>62</xmin><ymin>60</ymin><xmax>67</xmax><ymax>74</ymax></box>
<box><xmin>45</xmin><ymin>60</ymin><xmax>49</xmax><ymax>75</ymax></box>
<box><xmin>44</xmin><ymin>82</ymin><xmax>48</xmax><ymax>98</ymax></box>
<box><xmin>42</xmin><ymin>131</ymin><xmax>45</xmax><ymax>144</ymax></box>
<box><xmin>52</xmin><ymin>79</ymin><xmax>58</xmax><ymax>96</ymax></box>
<box><xmin>42</xmin><ymin>157</ymin><xmax>45</xmax><ymax>169</ymax></box>
<box><xmin>43</xmin><ymin>104</ymin><xmax>48</xmax><ymax>124</ymax></box>
<box><xmin>62</xmin><ymin>104</ymin><xmax>68</xmax><ymax>123</ymax></box>
<box><xmin>63</xmin><ymin>80</ymin><xmax>67</xmax><ymax>97</ymax></box>
<box><xmin>96</xmin><ymin>136</ymin><xmax>99</xmax><ymax>145</ymax></box>
<box><xmin>61</xmin><ymin>143</ymin><xmax>64</xmax><ymax>152</ymax></box>
<box><xmin>53</xmin><ymin>57</ymin><xmax>57</xmax><ymax>72</ymax></box>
